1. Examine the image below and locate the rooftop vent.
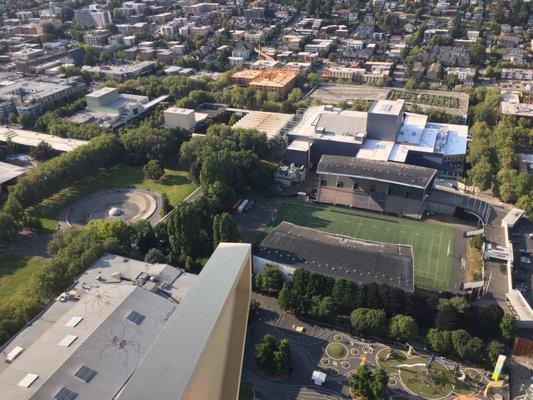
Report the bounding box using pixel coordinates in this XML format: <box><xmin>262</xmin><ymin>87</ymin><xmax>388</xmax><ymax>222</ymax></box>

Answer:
<box><xmin>74</xmin><ymin>365</ymin><xmax>97</xmax><ymax>383</ymax></box>
<box><xmin>55</xmin><ymin>387</ymin><xmax>78</xmax><ymax>400</ymax></box>
<box><xmin>126</xmin><ymin>310</ymin><xmax>145</xmax><ymax>325</ymax></box>
<box><xmin>65</xmin><ymin>316</ymin><xmax>83</xmax><ymax>327</ymax></box>
<box><xmin>17</xmin><ymin>373</ymin><xmax>38</xmax><ymax>388</ymax></box>
<box><xmin>58</xmin><ymin>335</ymin><xmax>78</xmax><ymax>347</ymax></box>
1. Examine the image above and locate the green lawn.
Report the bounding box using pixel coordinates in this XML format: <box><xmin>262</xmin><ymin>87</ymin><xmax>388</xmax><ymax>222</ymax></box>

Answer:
<box><xmin>270</xmin><ymin>200</ymin><xmax>455</xmax><ymax>291</ymax></box>
<box><xmin>34</xmin><ymin>164</ymin><xmax>197</xmax><ymax>231</ymax></box>
<box><xmin>0</xmin><ymin>254</ymin><xmax>49</xmax><ymax>299</ymax></box>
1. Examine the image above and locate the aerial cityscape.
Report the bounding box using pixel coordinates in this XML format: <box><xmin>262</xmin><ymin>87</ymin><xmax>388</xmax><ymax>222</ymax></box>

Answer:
<box><xmin>0</xmin><ymin>0</ymin><xmax>531</xmax><ymax>398</ymax></box>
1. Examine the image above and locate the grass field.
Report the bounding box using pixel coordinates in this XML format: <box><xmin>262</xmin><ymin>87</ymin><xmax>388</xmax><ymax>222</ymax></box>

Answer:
<box><xmin>0</xmin><ymin>254</ymin><xmax>48</xmax><ymax>300</ymax></box>
<box><xmin>271</xmin><ymin>200</ymin><xmax>455</xmax><ymax>291</ymax></box>
<box><xmin>35</xmin><ymin>164</ymin><xmax>197</xmax><ymax>232</ymax></box>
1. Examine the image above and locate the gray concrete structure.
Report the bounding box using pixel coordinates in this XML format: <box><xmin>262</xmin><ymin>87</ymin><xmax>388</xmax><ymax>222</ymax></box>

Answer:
<box><xmin>0</xmin><ymin>244</ymin><xmax>251</xmax><ymax>400</ymax></box>
<box><xmin>366</xmin><ymin>99</ymin><xmax>405</xmax><ymax>141</ymax></box>
<box><xmin>254</xmin><ymin>222</ymin><xmax>415</xmax><ymax>292</ymax></box>
<box><xmin>118</xmin><ymin>243</ymin><xmax>252</xmax><ymax>400</ymax></box>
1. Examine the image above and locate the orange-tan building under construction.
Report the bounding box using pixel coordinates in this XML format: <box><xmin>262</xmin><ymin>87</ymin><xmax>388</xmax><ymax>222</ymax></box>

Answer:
<box><xmin>230</xmin><ymin>68</ymin><xmax>300</xmax><ymax>97</ymax></box>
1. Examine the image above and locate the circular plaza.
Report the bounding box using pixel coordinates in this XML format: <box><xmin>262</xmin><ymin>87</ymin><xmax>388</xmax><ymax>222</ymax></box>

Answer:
<box><xmin>65</xmin><ymin>188</ymin><xmax>161</xmax><ymax>227</ymax></box>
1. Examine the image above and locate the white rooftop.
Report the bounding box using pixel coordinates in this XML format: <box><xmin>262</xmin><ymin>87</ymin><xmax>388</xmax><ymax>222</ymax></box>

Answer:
<box><xmin>287</xmin><ymin>139</ymin><xmax>311</xmax><ymax>152</ymax></box>
<box><xmin>389</xmin><ymin>114</ymin><xmax>468</xmax><ymax>162</ymax></box>
<box><xmin>289</xmin><ymin>106</ymin><xmax>367</xmax><ymax>144</ymax></box>
<box><xmin>369</xmin><ymin>99</ymin><xmax>405</xmax><ymax>116</ymax></box>
<box><xmin>0</xmin><ymin>126</ymin><xmax>87</xmax><ymax>152</ymax></box>
<box><xmin>356</xmin><ymin>139</ymin><xmax>394</xmax><ymax>161</ymax></box>
<box><xmin>232</xmin><ymin>111</ymin><xmax>293</xmax><ymax>139</ymax></box>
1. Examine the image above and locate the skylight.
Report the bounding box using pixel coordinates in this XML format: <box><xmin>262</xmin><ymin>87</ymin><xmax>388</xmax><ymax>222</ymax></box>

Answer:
<box><xmin>74</xmin><ymin>365</ymin><xmax>97</xmax><ymax>383</ymax></box>
<box><xmin>126</xmin><ymin>311</ymin><xmax>145</xmax><ymax>325</ymax></box>
<box><xmin>54</xmin><ymin>387</ymin><xmax>78</xmax><ymax>400</ymax></box>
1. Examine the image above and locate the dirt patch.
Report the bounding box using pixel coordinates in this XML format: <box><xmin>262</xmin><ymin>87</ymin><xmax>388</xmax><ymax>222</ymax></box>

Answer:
<box><xmin>466</xmin><ymin>246</ymin><xmax>483</xmax><ymax>281</ymax></box>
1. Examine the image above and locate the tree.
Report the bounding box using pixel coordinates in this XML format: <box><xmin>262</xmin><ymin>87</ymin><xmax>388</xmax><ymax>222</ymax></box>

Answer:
<box><xmin>160</xmin><ymin>192</ymin><xmax>173</xmax><ymax>217</ymax></box>
<box><xmin>200</xmin><ymin>150</ymin><xmax>241</xmax><ymax>188</ymax></box>
<box><xmin>278</xmin><ymin>284</ymin><xmax>299</xmax><ymax>312</ymax></box>
<box><xmin>332</xmin><ymin>278</ymin><xmax>363</xmax><ymax>310</ymax></box>
<box><xmin>0</xmin><ymin>212</ymin><xmax>19</xmax><ymax>246</ymax></box>
<box><xmin>206</xmin><ymin>181</ymin><xmax>237</xmax><ymax>211</ymax></box>
<box><xmin>466</xmin><ymin>336</ymin><xmax>485</xmax><ymax>363</ymax></box>
<box><xmin>144</xmin><ymin>248</ymin><xmax>167</xmax><ymax>264</ymax></box>
<box><xmin>496</xmin><ymin>168</ymin><xmax>530</xmax><ymax>203</ymax></box>
<box><xmin>121</xmin><ymin>127</ymin><xmax>180</xmax><ymax>165</ymax></box>
<box><xmin>30</xmin><ymin>141</ymin><xmax>55</xmax><ymax>161</ymax></box>
<box><xmin>516</xmin><ymin>194</ymin><xmax>533</xmax><ymax>217</ymax></box>
<box><xmin>451</xmin><ymin>329</ymin><xmax>471</xmax><ymax>359</ymax></box>
<box><xmin>487</xmin><ymin>340</ymin><xmax>505</xmax><ymax>365</ymax></box>
<box><xmin>349</xmin><ymin>365</ymin><xmax>388</xmax><ymax>400</ymax></box>
<box><xmin>500</xmin><ymin>314</ymin><xmax>517</xmax><ymax>343</ymax></box>
<box><xmin>4</xmin><ymin>135</ymin><xmax>123</xmax><ymax>218</ymax></box>
<box><xmin>315</xmin><ymin>296</ymin><xmax>337</xmax><ymax>322</ymax></box>
<box><xmin>437</xmin><ymin>296</ymin><xmax>469</xmax><ymax>312</ymax></box>
<box><xmin>88</xmin><ymin>220</ymin><xmax>135</xmax><ymax>254</ymax></box>
<box><xmin>307</xmin><ymin>0</ymin><xmax>317</xmax><ymax>15</ymax></box>
<box><xmin>469</xmin><ymin>39</ymin><xmax>486</xmax><ymax>67</ymax></box>
<box><xmin>143</xmin><ymin>160</ymin><xmax>165</xmax><ymax>181</ymax></box>
<box><xmin>212</xmin><ymin>212</ymin><xmax>240</xmax><ymax>248</ymax></box>
<box><xmin>350</xmin><ymin>308</ymin><xmax>388</xmax><ymax>337</ymax></box>
<box><xmin>255</xmin><ymin>265</ymin><xmax>284</xmax><ymax>294</ymax></box>
<box><xmin>426</xmin><ymin>329</ymin><xmax>454</xmax><ymax>355</ymax></box>
<box><xmin>435</xmin><ymin>304</ymin><xmax>460</xmax><ymax>331</ymax></box>
<box><xmin>167</xmin><ymin>202</ymin><xmax>207</xmax><ymax>259</ymax></box>
<box><xmin>389</xmin><ymin>314</ymin><xmax>418</xmax><ymax>342</ymax></box>
<box><xmin>131</xmin><ymin>220</ymin><xmax>156</xmax><ymax>253</ymax></box>
<box><xmin>254</xmin><ymin>334</ymin><xmax>292</xmax><ymax>377</ymax></box>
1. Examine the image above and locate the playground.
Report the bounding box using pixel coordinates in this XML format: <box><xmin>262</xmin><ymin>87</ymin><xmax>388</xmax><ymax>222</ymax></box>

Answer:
<box><xmin>376</xmin><ymin>348</ymin><xmax>488</xmax><ymax>399</ymax></box>
<box><xmin>243</xmin><ymin>309</ymin><xmax>508</xmax><ymax>400</ymax></box>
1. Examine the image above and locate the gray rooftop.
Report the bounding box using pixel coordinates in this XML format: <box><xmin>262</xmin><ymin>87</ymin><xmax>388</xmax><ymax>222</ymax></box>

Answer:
<box><xmin>314</xmin><ymin>112</ymin><xmax>367</xmax><ymax>137</ymax></box>
<box><xmin>0</xmin><ymin>161</ymin><xmax>27</xmax><ymax>184</ymax></box>
<box><xmin>256</xmin><ymin>222</ymin><xmax>414</xmax><ymax>292</ymax></box>
<box><xmin>317</xmin><ymin>154</ymin><xmax>437</xmax><ymax>189</ymax></box>
<box><xmin>369</xmin><ymin>99</ymin><xmax>405</xmax><ymax>116</ymax></box>
<box><xmin>117</xmin><ymin>243</ymin><xmax>252</xmax><ymax>400</ymax></box>
<box><xmin>0</xmin><ymin>254</ymin><xmax>196</xmax><ymax>400</ymax></box>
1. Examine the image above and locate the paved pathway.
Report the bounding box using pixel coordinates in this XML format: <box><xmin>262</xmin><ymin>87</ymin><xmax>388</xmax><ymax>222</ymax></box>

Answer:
<box><xmin>0</xmin><ymin>230</ymin><xmax>51</xmax><ymax>258</ymax></box>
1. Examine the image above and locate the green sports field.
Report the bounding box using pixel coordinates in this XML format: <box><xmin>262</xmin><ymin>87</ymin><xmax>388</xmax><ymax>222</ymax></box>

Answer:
<box><xmin>270</xmin><ymin>200</ymin><xmax>455</xmax><ymax>291</ymax></box>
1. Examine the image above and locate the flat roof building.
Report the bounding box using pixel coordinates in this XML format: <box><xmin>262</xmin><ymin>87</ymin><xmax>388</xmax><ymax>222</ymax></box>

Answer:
<box><xmin>70</xmin><ymin>87</ymin><xmax>168</xmax><ymax>129</ymax></box>
<box><xmin>0</xmin><ymin>161</ymin><xmax>28</xmax><ymax>192</ymax></box>
<box><xmin>163</xmin><ymin>107</ymin><xmax>208</xmax><ymax>131</ymax></box>
<box><xmin>0</xmin><ymin>243</ymin><xmax>251</xmax><ymax>400</ymax></box>
<box><xmin>286</xmin><ymin>100</ymin><xmax>468</xmax><ymax>177</ymax></box>
<box><xmin>0</xmin><ymin>126</ymin><xmax>87</xmax><ymax>152</ymax></box>
<box><xmin>0</xmin><ymin>77</ymin><xmax>85</xmax><ymax>119</ymax></box>
<box><xmin>232</xmin><ymin>110</ymin><xmax>293</xmax><ymax>139</ymax></box>
<box><xmin>316</xmin><ymin>155</ymin><xmax>437</xmax><ymax>218</ymax></box>
<box><xmin>230</xmin><ymin>68</ymin><xmax>300</xmax><ymax>97</ymax></box>
<box><xmin>81</xmin><ymin>61</ymin><xmax>156</xmax><ymax>82</ymax></box>
<box><xmin>254</xmin><ymin>222</ymin><xmax>415</xmax><ymax>292</ymax></box>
